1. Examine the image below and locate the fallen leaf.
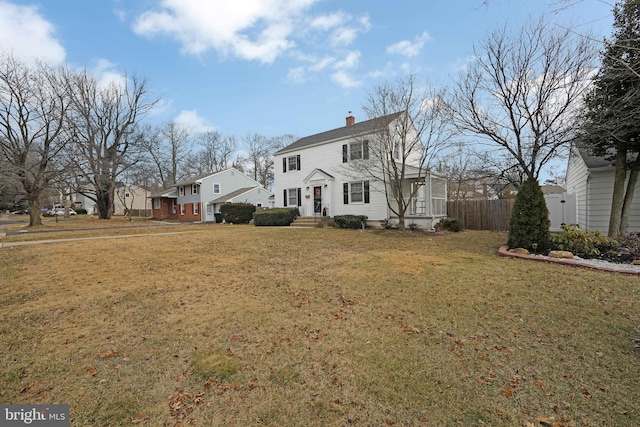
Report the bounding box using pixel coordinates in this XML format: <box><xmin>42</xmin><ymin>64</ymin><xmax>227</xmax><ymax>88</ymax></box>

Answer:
<box><xmin>582</xmin><ymin>389</ymin><xmax>592</xmax><ymax>399</ymax></box>
<box><xmin>534</xmin><ymin>415</ymin><xmax>554</xmax><ymax>425</ymax></box>
<box><xmin>501</xmin><ymin>386</ymin><xmax>513</xmax><ymax>398</ymax></box>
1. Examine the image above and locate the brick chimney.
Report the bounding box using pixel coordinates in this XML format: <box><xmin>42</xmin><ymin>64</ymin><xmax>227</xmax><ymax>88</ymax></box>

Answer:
<box><xmin>346</xmin><ymin>111</ymin><xmax>355</xmax><ymax>127</ymax></box>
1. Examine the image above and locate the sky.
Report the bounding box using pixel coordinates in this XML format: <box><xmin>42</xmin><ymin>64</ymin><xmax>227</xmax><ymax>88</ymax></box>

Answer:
<box><xmin>0</xmin><ymin>0</ymin><xmax>616</xmax><ymax>153</ymax></box>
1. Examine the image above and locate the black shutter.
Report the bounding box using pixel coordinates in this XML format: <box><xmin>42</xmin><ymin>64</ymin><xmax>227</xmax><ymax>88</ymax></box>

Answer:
<box><xmin>364</xmin><ymin>181</ymin><xmax>370</xmax><ymax>203</ymax></box>
<box><xmin>283</xmin><ymin>157</ymin><xmax>287</xmax><ymax>173</ymax></box>
<box><xmin>342</xmin><ymin>144</ymin><xmax>348</xmax><ymax>163</ymax></box>
<box><xmin>343</xmin><ymin>183</ymin><xmax>349</xmax><ymax>204</ymax></box>
<box><xmin>296</xmin><ymin>154</ymin><xmax>301</xmax><ymax>171</ymax></box>
<box><xmin>297</xmin><ymin>188</ymin><xmax>302</xmax><ymax>206</ymax></box>
<box><xmin>283</xmin><ymin>189</ymin><xmax>287</xmax><ymax>207</ymax></box>
<box><xmin>363</xmin><ymin>140</ymin><xmax>369</xmax><ymax>159</ymax></box>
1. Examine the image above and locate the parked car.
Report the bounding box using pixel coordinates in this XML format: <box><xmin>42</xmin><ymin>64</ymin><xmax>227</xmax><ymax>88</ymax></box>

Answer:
<box><xmin>40</xmin><ymin>208</ymin><xmax>51</xmax><ymax>215</ymax></box>
<box><xmin>10</xmin><ymin>209</ymin><xmax>29</xmax><ymax>215</ymax></box>
<box><xmin>48</xmin><ymin>208</ymin><xmax>77</xmax><ymax>216</ymax></box>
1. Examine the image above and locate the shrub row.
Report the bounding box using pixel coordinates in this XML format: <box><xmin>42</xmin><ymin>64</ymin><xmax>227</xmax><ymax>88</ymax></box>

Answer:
<box><xmin>253</xmin><ymin>207</ymin><xmax>300</xmax><ymax>226</ymax></box>
<box><xmin>549</xmin><ymin>224</ymin><xmax>619</xmax><ymax>256</ymax></box>
<box><xmin>219</xmin><ymin>203</ymin><xmax>256</xmax><ymax>224</ymax></box>
<box><xmin>333</xmin><ymin>215</ymin><xmax>367</xmax><ymax>229</ymax></box>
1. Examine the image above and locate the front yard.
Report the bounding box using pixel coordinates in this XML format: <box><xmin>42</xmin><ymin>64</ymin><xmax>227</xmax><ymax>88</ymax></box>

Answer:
<box><xmin>0</xmin><ymin>226</ymin><xmax>638</xmax><ymax>426</ymax></box>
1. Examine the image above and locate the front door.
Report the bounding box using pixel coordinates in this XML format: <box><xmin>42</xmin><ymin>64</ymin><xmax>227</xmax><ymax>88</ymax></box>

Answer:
<box><xmin>313</xmin><ymin>186</ymin><xmax>322</xmax><ymax>214</ymax></box>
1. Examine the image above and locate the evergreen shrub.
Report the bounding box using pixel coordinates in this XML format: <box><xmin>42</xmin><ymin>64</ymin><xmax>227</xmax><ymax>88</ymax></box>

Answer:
<box><xmin>253</xmin><ymin>208</ymin><xmax>300</xmax><ymax>226</ymax></box>
<box><xmin>436</xmin><ymin>217</ymin><xmax>462</xmax><ymax>232</ymax></box>
<box><xmin>333</xmin><ymin>215</ymin><xmax>367</xmax><ymax>229</ymax></box>
<box><xmin>549</xmin><ymin>224</ymin><xmax>619</xmax><ymax>256</ymax></box>
<box><xmin>220</xmin><ymin>203</ymin><xmax>256</xmax><ymax>224</ymax></box>
<box><xmin>507</xmin><ymin>178</ymin><xmax>550</xmax><ymax>251</ymax></box>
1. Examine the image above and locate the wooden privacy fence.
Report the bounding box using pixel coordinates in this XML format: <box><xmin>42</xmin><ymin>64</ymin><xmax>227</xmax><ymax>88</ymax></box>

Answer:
<box><xmin>447</xmin><ymin>199</ymin><xmax>515</xmax><ymax>231</ymax></box>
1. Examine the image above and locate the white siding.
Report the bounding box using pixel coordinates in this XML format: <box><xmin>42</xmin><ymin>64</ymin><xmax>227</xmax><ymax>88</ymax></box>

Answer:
<box><xmin>566</xmin><ymin>146</ymin><xmax>640</xmax><ymax>234</ymax></box>
<box><xmin>274</xmin><ymin>139</ymin><xmax>390</xmax><ymax>220</ymax></box>
<box><xmin>565</xmin><ymin>147</ymin><xmax>589</xmax><ymax>229</ymax></box>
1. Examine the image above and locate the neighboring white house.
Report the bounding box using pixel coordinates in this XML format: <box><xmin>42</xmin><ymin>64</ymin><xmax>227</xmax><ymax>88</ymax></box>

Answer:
<box><xmin>565</xmin><ymin>145</ymin><xmax>640</xmax><ymax>233</ymax></box>
<box><xmin>273</xmin><ymin>112</ymin><xmax>448</xmax><ymax>228</ymax></box>
<box><xmin>71</xmin><ymin>183</ymin><xmax>151</xmax><ymax>216</ymax></box>
<box><xmin>160</xmin><ymin>168</ymin><xmax>273</xmax><ymax>222</ymax></box>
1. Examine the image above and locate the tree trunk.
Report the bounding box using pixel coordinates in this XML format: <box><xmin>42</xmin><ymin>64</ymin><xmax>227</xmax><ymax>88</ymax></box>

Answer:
<box><xmin>96</xmin><ymin>189</ymin><xmax>112</xmax><ymax>219</ymax></box>
<box><xmin>27</xmin><ymin>199</ymin><xmax>43</xmax><ymax>227</ymax></box>
<box><xmin>608</xmin><ymin>145</ymin><xmax>628</xmax><ymax>239</ymax></box>
<box><xmin>619</xmin><ymin>158</ymin><xmax>640</xmax><ymax>235</ymax></box>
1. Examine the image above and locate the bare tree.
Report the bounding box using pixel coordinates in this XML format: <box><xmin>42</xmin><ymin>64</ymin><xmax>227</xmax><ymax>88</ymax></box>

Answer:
<box><xmin>355</xmin><ymin>74</ymin><xmax>455</xmax><ymax>230</ymax></box>
<box><xmin>187</xmin><ymin>130</ymin><xmax>237</xmax><ymax>177</ymax></box>
<box><xmin>65</xmin><ymin>71</ymin><xmax>157</xmax><ymax>219</ymax></box>
<box><xmin>0</xmin><ymin>54</ymin><xmax>70</xmax><ymax>226</ymax></box>
<box><xmin>449</xmin><ymin>18</ymin><xmax>598</xmax><ymax>183</ymax></box>
<box><xmin>141</xmin><ymin>120</ymin><xmax>192</xmax><ymax>189</ymax></box>
<box><xmin>243</xmin><ymin>133</ymin><xmax>291</xmax><ymax>189</ymax></box>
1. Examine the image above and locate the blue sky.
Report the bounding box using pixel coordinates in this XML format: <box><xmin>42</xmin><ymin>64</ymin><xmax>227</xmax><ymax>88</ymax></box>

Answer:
<box><xmin>0</xmin><ymin>0</ymin><xmax>615</xmax><ymax>144</ymax></box>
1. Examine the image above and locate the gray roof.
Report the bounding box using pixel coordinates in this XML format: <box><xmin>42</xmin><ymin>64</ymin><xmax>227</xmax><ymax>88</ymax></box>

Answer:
<box><xmin>275</xmin><ymin>111</ymin><xmax>404</xmax><ymax>155</ymax></box>
<box><xmin>577</xmin><ymin>147</ymin><xmax>638</xmax><ymax>169</ymax></box>
<box><xmin>210</xmin><ymin>186</ymin><xmax>256</xmax><ymax>203</ymax></box>
<box><xmin>149</xmin><ymin>188</ymin><xmax>177</xmax><ymax>198</ymax></box>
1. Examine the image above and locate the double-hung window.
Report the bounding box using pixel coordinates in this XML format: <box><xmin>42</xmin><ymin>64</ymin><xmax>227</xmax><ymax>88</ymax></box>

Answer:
<box><xmin>342</xmin><ymin>140</ymin><xmax>369</xmax><ymax>162</ymax></box>
<box><xmin>213</xmin><ymin>183</ymin><xmax>220</xmax><ymax>194</ymax></box>
<box><xmin>283</xmin><ymin>155</ymin><xmax>301</xmax><ymax>172</ymax></box>
<box><xmin>343</xmin><ymin>181</ymin><xmax>370</xmax><ymax>204</ymax></box>
<box><xmin>283</xmin><ymin>188</ymin><xmax>301</xmax><ymax>207</ymax></box>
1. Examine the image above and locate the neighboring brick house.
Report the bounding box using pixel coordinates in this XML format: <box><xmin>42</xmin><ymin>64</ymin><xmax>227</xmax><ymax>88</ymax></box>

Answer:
<box><xmin>150</xmin><ymin>168</ymin><xmax>273</xmax><ymax>222</ymax></box>
<box><xmin>149</xmin><ymin>188</ymin><xmax>179</xmax><ymax>220</ymax></box>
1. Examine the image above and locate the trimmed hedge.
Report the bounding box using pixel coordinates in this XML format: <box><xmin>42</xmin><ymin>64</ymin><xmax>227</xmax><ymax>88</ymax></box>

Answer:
<box><xmin>333</xmin><ymin>215</ymin><xmax>367</xmax><ymax>229</ymax></box>
<box><xmin>253</xmin><ymin>207</ymin><xmax>300</xmax><ymax>226</ymax></box>
<box><xmin>220</xmin><ymin>203</ymin><xmax>256</xmax><ymax>224</ymax></box>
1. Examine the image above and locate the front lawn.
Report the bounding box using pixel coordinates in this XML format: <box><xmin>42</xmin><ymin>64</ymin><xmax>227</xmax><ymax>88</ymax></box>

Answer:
<box><xmin>0</xmin><ymin>227</ymin><xmax>638</xmax><ymax>426</ymax></box>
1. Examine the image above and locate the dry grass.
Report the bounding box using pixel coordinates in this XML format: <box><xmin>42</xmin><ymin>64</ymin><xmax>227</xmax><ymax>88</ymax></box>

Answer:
<box><xmin>0</xmin><ymin>225</ymin><xmax>638</xmax><ymax>426</ymax></box>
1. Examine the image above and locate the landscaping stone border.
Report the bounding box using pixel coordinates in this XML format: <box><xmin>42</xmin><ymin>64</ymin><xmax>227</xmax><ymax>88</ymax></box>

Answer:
<box><xmin>498</xmin><ymin>245</ymin><xmax>640</xmax><ymax>276</ymax></box>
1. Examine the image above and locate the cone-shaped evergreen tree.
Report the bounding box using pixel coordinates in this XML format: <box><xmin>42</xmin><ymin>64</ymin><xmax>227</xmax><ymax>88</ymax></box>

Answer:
<box><xmin>507</xmin><ymin>178</ymin><xmax>550</xmax><ymax>251</ymax></box>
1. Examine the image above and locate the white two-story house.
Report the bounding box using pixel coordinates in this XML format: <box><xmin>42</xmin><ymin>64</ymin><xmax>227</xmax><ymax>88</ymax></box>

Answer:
<box><xmin>273</xmin><ymin>112</ymin><xmax>447</xmax><ymax>228</ymax></box>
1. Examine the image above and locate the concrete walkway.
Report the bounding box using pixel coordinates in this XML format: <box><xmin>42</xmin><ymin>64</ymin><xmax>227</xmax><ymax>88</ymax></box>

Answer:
<box><xmin>0</xmin><ymin>230</ymin><xmax>202</xmax><ymax>248</ymax></box>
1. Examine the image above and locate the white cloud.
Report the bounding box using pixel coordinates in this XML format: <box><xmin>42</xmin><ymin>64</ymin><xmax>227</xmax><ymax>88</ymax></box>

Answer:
<box><xmin>330</xmin><ymin>27</ymin><xmax>357</xmax><ymax>47</ymax></box>
<box><xmin>331</xmin><ymin>51</ymin><xmax>361</xmax><ymax>88</ymax></box>
<box><xmin>331</xmin><ymin>70</ymin><xmax>360</xmax><ymax>88</ymax></box>
<box><xmin>285</xmin><ymin>66</ymin><xmax>306</xmax><ymax>84</ymax></box>
<box><xmin>175</xmin><ymin>110</ymin><xmax>215</xmax><ymax>133</ymax></box>
<box><xmin>133</xmin><ymin>0</ymin><xmax>317</xmax><ymax>64</ymax></box>
<box><xmin>334</xmin><ymin>51</ymin><xmax>360</xmax><ymax>70</ymax></box>
<box><xmin>386</xmin><ymin>31</ymin><xmax>431</xmax><ymax>57</ymax></box>
<box><xmin>90</xmin><ymin>59</ymin><xmax>127</xmax><ymax>89</ymax></box>
<box><xmin>309</xmin><ymin>11</ymin><xmax>347</xmax><ymax>30</ymax></box>
<box><xmin>0</xmin><ymin>1</ymin><xmax>65</xmax><ymax>65</ymax></box>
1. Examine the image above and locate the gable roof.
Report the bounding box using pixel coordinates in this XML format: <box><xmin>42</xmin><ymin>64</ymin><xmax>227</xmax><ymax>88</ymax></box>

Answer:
<box><xmin>576</xmin><ymin>146</ymin><xmax>639</xmax><ymax>169</ymax></box>
<box><xmin>210</xmin><ymin>186</ymin><xmax>257</xmax><ymax>203</ymax></box>
<box><xmin>174</xmin><ymin>167</ymin><xmax>243</xmax><ymax>187</ymax></box>
<box><xmin>275</xmin><ymin>111</ymin><xmax>404</xmax><ymax>155</ymax></box>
